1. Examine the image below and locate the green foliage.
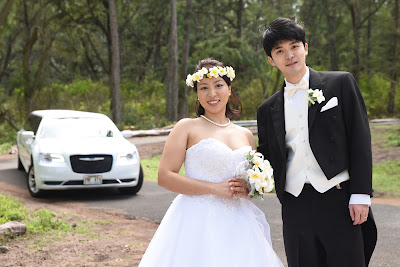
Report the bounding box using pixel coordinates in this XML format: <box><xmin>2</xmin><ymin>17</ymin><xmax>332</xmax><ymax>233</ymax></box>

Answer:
<box><xmin>0</xmin><ymin>195</ymin><xmax>27</xmax><ymax>224</ymax></box>
<box><xmin>0</xmin><ymin>142</ymin><xmax>13</xmax><ymax>154</ymax></box>
<box><xmin>26</xmin><ymin>209</ymin><xmax>71</xmax><ymax>234</ymax></box>
<box><xmin>121</xmin><ymin>76</ymin><xmax>170</xmax><ymax>129</ymax></box>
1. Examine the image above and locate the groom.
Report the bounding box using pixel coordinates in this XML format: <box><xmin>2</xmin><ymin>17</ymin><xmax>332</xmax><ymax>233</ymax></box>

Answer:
<box><xmin>257</xmin><ymin>17</ymin><xmax>377</xmax><ymax>267</ymax></box>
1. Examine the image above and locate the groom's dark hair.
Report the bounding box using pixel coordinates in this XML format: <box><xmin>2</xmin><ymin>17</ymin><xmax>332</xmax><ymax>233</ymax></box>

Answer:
<box><xmin>262</xmin><ymin>17</ymin><xmax>306</xmax><ymax>57</ymax></box>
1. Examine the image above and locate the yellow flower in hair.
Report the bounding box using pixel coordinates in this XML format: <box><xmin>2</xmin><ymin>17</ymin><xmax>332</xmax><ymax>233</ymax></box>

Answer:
<box><xmin>218</xmin><ymin>66</ymin><xmax>227</xmax><ymax>76</ymax></box>
<box><xmin>226</xmin><ymin>66</ymin><xmax>235</xmax><ymax>81</ymax></box>
<box><xmin>192</xmin><ymin>71</ymin><xmax>203</xmax><ymax>82</ymax></box>
<box><xmin>208</xmin><ymin>67</ymin><xmax>219</xmax><ymax>78</ymax></box>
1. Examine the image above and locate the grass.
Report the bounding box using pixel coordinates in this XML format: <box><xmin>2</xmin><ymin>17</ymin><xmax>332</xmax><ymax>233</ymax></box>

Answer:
<box><xmin>0</xmin><ymin>194</ymin><xmax>109</xmax><ymax>247</ymax></box>
<box><xmin>0</xmin><ymin>142</ymin><xmax>13</xmax><ymax>155</ymax></box>
<box><xmin>373</xmin><ymin>161</ymin><xmax>400</xmax><ymax>198</ymax></box>
<box><xmin>142</xmin><ymin>155</ymin><xmax>184</xmax><ymax>182</ymax></box>
<box><xmin>370</xmin><ymin>124</ymin><xmax>400</xmax><ymax>147</ymax></box>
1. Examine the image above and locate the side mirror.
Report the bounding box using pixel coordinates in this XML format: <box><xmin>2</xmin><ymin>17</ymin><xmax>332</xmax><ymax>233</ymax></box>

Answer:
<box><xmin>21</xmin><ymin>131</ymin><xmax>35</xmax><ymax>138</ymax></box>
<box><xmin>121</xmin><ymin>130</ymin><xmax>133</xmax><ymax>138</ymax></box>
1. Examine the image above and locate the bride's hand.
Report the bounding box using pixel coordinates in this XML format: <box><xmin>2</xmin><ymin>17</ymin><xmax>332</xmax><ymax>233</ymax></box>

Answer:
<box><xmin>229</xmin><ymin>178</ymin><xmax>250</xmax><ymax>199</ymax></box>
<box><xmin>212</xmin><ymin>180</ymin><xmax>236</xmax><ymax>199</ymax></box>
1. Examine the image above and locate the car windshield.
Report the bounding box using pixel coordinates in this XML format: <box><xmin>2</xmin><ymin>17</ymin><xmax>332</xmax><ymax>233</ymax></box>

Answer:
<box><xmin>39</xmin><ymin>117</ymin><xmax>118</xmax><ymax>138</ymax></box>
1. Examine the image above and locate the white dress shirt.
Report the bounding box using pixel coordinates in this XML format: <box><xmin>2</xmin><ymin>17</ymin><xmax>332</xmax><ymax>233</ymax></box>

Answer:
<box><xmin>284</xmin><ymin>67</ymin><xmax>370</xmax><ymax>206</ymax></box>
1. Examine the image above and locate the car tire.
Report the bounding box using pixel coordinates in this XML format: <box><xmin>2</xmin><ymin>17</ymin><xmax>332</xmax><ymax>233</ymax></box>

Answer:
<box><xmin>27</xmin><ymin>164</ymin><xmax>45</xmax><ymax>198</ymax></box>
<box><xmin>118</xmin><ymin>164</ymin><xmax>144</xmax><ymax>195</ymax></box>
<box><xmin>17</xmin><ymin>153</ymin><xmax>24</xmax><ymax>171</ymax></box>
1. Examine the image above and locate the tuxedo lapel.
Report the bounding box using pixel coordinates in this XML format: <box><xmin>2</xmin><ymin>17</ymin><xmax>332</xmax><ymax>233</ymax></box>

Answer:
<box><xmin>270</xmin><ymin>88</ymin><xmax>286</xmax><ymax>158</ymax></box>
<box><xmin>308</xmin><ymin>68</ymin><xmax>324</xmax><ymax>130</ymax></box>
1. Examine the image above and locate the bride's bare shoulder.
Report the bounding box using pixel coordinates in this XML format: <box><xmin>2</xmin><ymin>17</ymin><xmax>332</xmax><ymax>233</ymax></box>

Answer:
<box><xmin>171</xmin><ymin>118</ymin><xmax>202</xmax><ymax>133</ymax></box>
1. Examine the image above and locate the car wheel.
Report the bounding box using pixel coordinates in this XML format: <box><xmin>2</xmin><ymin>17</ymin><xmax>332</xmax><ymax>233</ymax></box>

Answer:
<box><xmin>118</xmin><ymin>164</ymin><xmax>144</xmax><ymax>195</ymax></box>
<box><xmin>17</xmin><ymin>153</ymin><xmax>24</xmax><ymax>171</ymax></box>
<box><xmin>27</xmin><ymin>164</ymin><xmax>45</xmax><ymax>198</ymax></box>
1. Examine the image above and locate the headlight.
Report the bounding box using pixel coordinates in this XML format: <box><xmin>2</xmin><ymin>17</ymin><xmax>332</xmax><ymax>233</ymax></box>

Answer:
<box><xmin>117</xmin><ymin>151</ymin><xmax>138</xmax><ymax>161</ymax></box>
<box><xmin>39</xmin><ymin>153</ymin><xmax>65</xmax><ymax>163</ymax></box>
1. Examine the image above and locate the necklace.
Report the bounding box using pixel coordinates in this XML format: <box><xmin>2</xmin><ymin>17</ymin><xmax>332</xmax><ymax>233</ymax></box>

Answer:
<box><xmin>200</xmin><ymin>115</ymin><xmax>231</xmax><ymax>127</ymax></box>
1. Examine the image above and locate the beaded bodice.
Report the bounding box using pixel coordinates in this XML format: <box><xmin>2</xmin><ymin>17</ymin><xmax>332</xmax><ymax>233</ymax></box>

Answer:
<box><xmin>180</xmin><ymin>138</ymin><xmax>251</xmax><ymax>215</ymax></box>
<box><xmin>184</xmin><ymin>138</ymin><xmax>250</xmax><ymax>183</ymax></box>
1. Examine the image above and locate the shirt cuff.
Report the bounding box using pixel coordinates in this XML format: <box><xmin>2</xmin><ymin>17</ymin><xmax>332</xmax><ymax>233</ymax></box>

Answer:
<box><xmin>349</xmin><ymin>194</ymin><xmax>371</xmax><ymax>206</ymax></box>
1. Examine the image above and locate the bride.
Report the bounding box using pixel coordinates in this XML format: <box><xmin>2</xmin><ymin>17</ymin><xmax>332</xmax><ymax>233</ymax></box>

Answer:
<box><xmin>139</xmin><ymin>58</ymin><xmax>283</xmax><ymax>267</ymax></box>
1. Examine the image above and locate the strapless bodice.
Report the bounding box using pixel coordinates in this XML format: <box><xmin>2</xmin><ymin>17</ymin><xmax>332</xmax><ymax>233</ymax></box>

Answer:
<box><xmin>184</xmin><ymin>138</ymin><xmax>251</xmax><ymax>183</ymax></box>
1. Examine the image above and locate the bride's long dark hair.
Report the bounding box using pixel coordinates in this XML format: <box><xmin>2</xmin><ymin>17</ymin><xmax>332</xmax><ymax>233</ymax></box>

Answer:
<box><xmin>192</xmin><ymin>58</ymin><xmax>242</xmax><ymax>120</ymax></box>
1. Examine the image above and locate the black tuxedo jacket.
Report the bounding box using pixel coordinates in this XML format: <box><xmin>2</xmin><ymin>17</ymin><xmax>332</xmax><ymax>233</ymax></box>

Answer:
<box><xmin>257</xmin><ymin>68</ymin><xmax>377</xmax><ymax>265</ymax></box>
<box><xmin>257</xmin><ymin>68</ymin><xmax>373</xmax><ymax>203</ymax></box>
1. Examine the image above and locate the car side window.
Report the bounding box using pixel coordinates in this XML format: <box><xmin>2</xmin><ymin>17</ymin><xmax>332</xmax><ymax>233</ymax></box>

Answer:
<box><xmin>23</xmin><ymin>115</ymin><xmax>42</xmax><ymax>134</ymax></box>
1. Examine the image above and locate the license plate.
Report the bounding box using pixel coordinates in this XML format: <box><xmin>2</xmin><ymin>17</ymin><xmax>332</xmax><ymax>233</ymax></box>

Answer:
<box><xmin>83</xmin><ymin>175</ymin><xmax>103</xmax><ymax>185</ymax></box>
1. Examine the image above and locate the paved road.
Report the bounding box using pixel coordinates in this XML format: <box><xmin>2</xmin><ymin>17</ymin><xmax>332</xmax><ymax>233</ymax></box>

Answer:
<box><xmin>0</xmin><ymin>158</ymin><xmax>399</xmax><ymax>266</ymax></box>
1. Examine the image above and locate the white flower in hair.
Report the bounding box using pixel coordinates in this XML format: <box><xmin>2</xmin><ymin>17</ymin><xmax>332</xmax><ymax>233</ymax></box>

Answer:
<box><xmin>200</xmin><ymin>67</ymin><xmax>208</xmax><ymax>75</ymax></box>
<box><xmin>186</xmin><ymin>74</ymin><xmax>194</xmax><ymax>87</ymax></box>
<box><xmin>226</xmin><ymin>66</ymin><xmax>235</xmax><ymax>81</ymax></box>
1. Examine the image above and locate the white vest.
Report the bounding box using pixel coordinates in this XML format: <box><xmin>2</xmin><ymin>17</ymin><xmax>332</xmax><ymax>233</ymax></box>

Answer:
<box><xmin>284</xmin><ymin>90</ymin><xmax>349</xmax><ymax>197</ymax></box>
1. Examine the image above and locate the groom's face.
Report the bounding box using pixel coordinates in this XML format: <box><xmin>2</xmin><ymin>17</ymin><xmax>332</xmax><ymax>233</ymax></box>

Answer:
<box><xmin>268</xmin><ymin>40</ymin><xmax>308</xmax><ymax>83</ymax></box>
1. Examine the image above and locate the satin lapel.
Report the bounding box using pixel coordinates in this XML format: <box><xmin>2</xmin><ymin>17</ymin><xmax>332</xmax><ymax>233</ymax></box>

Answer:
<box><xmin>270</xmin><ymin>88</ymin><xmax>286</xmax><ymax>158</ymax></box>
<box><xmin>308</xmin><ymin>68</ymin><xmax>324</xmax><ymax>130</ymax></box>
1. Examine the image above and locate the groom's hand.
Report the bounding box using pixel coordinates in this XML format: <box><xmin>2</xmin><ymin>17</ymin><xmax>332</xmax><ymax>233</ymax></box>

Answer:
<box><xmin>349</xmin><ymin>204</ymin><xmax>369</xmax><ymax>225</ymax></box>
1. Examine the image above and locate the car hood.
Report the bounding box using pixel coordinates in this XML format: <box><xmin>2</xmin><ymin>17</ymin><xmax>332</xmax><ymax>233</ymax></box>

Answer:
<box><xmin>35</xmin><ymin>137</ymin><xmax>137</xmax><ymax>155</ymax></box>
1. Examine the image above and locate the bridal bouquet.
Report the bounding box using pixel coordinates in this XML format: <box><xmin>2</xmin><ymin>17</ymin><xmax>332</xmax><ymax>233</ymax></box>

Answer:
<box><xmin>236</xmin><ymin>150</ymin><xmax>274</xmax><ymax>200</ymax></box>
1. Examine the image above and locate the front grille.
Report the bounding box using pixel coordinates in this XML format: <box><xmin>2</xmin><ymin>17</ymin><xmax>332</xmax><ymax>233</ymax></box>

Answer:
<box><xmin>70</xmin><ymin>154</ymin><xmax>113</xmax><ymax>174</ymax></box>
<box><xmin>63</xmin><ymin>178</ymin><xmax>136</xmax><ymax>185</ymax></box>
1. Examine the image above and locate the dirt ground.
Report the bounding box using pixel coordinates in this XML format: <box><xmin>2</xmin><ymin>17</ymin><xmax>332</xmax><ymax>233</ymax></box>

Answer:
<box><xmin>0</xmin><ymin>128</ymin><xmax>399</xmax><ymax>266</ymax></box>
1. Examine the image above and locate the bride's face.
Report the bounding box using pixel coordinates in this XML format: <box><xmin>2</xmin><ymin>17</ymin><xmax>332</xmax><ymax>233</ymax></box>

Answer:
<box><xmin>197</xmin><ymin>77</ymin><xmax>231</xmax><ymax>115</ymax></box>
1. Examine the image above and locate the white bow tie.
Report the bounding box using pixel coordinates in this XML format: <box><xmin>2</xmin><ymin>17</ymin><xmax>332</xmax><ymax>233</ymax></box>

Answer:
<box><xmin>284</xmin><ymin>78</ymin><xmax>309</xmax><ymax>97</ymax></box>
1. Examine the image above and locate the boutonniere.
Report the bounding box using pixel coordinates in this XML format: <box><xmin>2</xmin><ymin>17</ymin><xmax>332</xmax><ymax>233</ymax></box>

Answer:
<box><xmin>307</xmin><ymin>89</ymin><xmax>325</xmax><ymax>106</ymax></box>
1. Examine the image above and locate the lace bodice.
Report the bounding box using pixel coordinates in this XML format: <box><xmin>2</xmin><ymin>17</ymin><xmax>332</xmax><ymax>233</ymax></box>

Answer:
<box><xmin>181</xmin><ymin>138</ymin><xmax>251</xmax><ymax>215</ymax></box>
<box><xmin>184</xmin><ymin>138</ymin><xmax>251</xmax><ymax>183</ymax></box>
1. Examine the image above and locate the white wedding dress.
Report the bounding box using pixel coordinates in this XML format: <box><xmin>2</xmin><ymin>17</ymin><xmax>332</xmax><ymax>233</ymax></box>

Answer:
<box><xmin>139</xmin><ymin>138</ymin><xmax>283</xmax><ymax>267</ymax></box>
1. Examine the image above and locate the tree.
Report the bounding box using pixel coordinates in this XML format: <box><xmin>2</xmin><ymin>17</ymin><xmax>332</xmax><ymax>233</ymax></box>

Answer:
<box><xmin>108</xmin><ymin>0</ymin><xmax>122</xmax><ymax>123</ymax></box>
<box><xmin>180</xmin><ymin>0</ymin><xmax>192</xmax><ymax>118</ymax></box>
<box><xmin>0</xmin><ymin>0</ymin><xmax>14</xmax><ymax>25</ymax></box>
<box><xmin>388</xmin><ymin>0</ymin><xmax>399</xmax><ymax>115</ymax></box>
<box><xmin>343</xmin><ymin>0</ymin><xmax>387</xmax><ymax>82</ymax></box>
<box><xmin>166</xmin><ymin>0</ymin><xmax>178</xmax><ymax>121</ymax></box>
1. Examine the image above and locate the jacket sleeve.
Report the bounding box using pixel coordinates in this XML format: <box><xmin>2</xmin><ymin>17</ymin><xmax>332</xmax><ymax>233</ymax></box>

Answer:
<box><xmin>341</xmin><ymin>73</ymin><xmax>373</xmax><ymax>196</ymax></box>
<box><xmin>257</xmin><ymin>106</ymin><xmax>270</xmax><ymax>160</ymax></box>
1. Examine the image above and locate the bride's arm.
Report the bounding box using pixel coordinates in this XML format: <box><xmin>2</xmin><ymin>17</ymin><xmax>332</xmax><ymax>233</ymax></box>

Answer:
<box><xmin>158</xmin><ymin>119</ymin><xmax>233</xmax><ymax>198</ymax></box>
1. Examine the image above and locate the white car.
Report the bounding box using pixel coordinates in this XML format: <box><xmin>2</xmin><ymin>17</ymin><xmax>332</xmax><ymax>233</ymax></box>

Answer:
<box><xmin>17</xmin><ymin>110</ymin><xmax>143</xmax><ymax>197</ymax></box>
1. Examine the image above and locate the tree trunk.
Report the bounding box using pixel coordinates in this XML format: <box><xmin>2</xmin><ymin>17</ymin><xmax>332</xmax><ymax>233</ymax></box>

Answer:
<box><xmin>166</xmin><ymin>0</ymin><xmax>178</xmax><ymax>121</ymax></box>
<box><xmin>108</xmin><ymin>0</ymin><xmax>122</xmax><ymax>123</ymax></box>
<box><xmin>180</xmin><ymin>0</ymin><xmax>192</xmax><ymax>119</ymax></box>
<box><xmin>22</xmin><ymin>1</ymin><xmax>38</xmax><ymax>112</ymax></box>
<box><xmin>388</xmin><ymin>0</ymin><xmax>399</xmax><ymax>115</ymax></box>
<box><xmin>348</xmin><ymin>1</ymin><xmax>361</xmax><ymax>82</ymax></box>
<box><xmin>0</xmin><ymin>0</ymin><xmax>14</xmax><ymax>26</ymax></box>
<box><xmin>327</xmin><ymin>1</ymin><xmax>339</xmax><ymax>70</ymax></box>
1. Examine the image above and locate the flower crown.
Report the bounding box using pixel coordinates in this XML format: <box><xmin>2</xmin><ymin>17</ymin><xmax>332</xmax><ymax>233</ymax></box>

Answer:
<box><xmin>186</xmin><ymin>66</ymin><xmax>235</xmax><ymax>88</ymax></box>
